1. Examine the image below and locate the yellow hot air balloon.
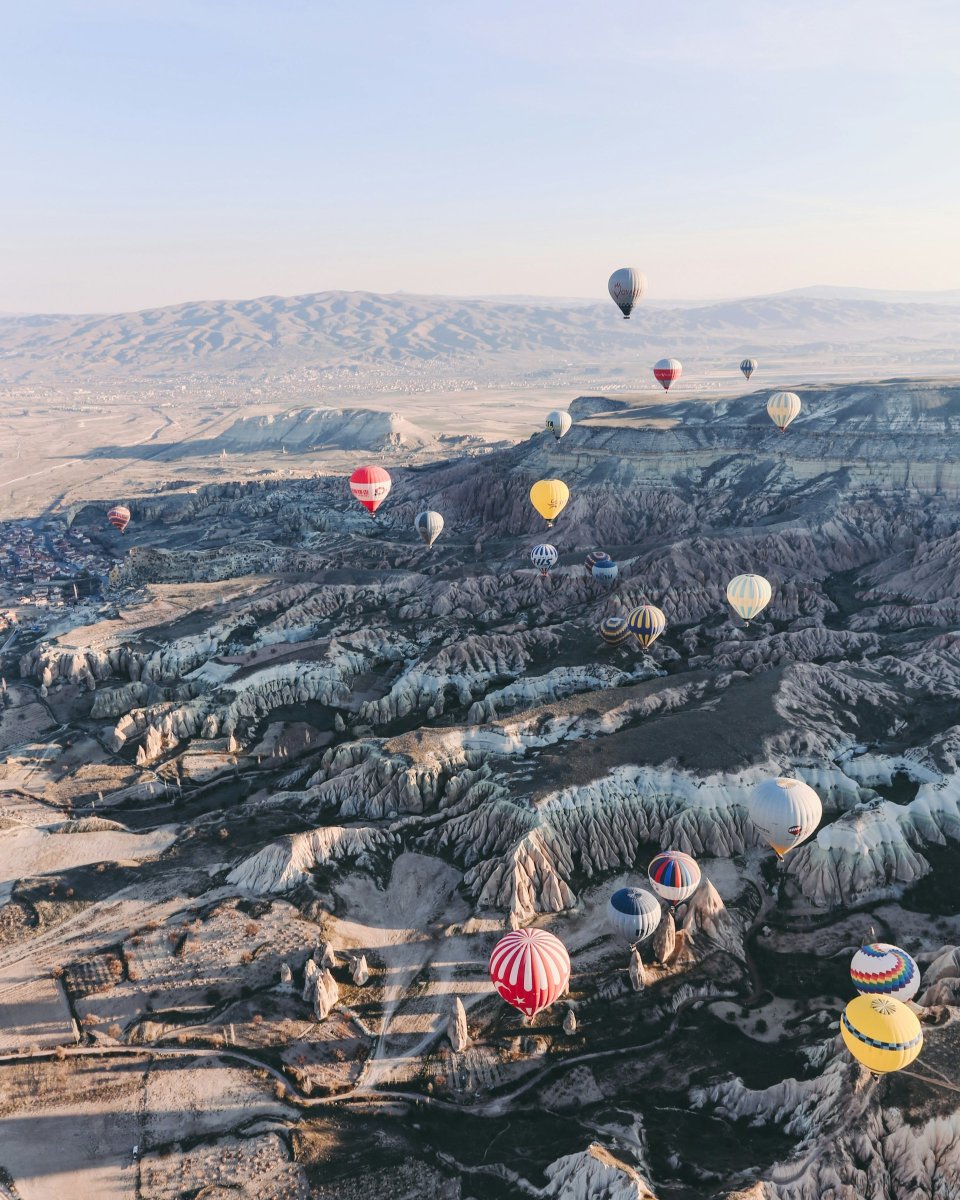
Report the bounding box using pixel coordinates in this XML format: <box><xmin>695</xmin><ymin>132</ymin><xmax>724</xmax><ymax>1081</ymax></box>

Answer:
<box><xmin>840</xmin><ymin>994</ymin><xmax>922</xmax><ymax>1075</ymax></box>
<box><xmin>530</xmin><ymin>479</ymin><xmax>570</xmax><ymax>527</ymax></box>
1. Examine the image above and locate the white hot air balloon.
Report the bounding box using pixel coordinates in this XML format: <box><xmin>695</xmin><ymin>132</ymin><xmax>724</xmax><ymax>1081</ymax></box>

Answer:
<box><xmin>748</xmin><ymin>777</ymin><xmax>822</xmax><ymax>859</ymax></box>
<box><xmin>415</xmin><ymin>510</ymin><xmax>444</xmax><ymax>548</ymax></box>
<box><xmin>608</xmin><ymin>268</ymin><xmax>646</xmax><ymax>319</ymax></box>
<box><xmin>546</xmin><ymin>410</ymin><xmax>572</xmax><ymax>440</ymax></box>
<box><xmin>530</xmin><ymin>543</ymin><xmax>559</xmax><ymax>576</ymax></box>
<box><xmin>767</xmin><ymin>391</ymin><xmax>801</xmax><ymax>432</ymax></box>
<box><xmin>726</xmin><ymin>574</ymin><xmax>772</xmax><ymax>623</ymax></box>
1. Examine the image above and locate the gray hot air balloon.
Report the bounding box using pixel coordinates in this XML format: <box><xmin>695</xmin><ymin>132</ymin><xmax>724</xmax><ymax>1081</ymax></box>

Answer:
<box><xmin>415</xmin><ymin>510</ymin><xmax>444</xmax><ymax>548</ymax></box>
<box><xmin>546</xmin><ymin>410</ymin><xmax>572</xmax><ymax>440</ymax></box>
<box><xmin>608</xmin><ymin>267</ymin><xmax>646</xmax><ymax>319</ymax></box>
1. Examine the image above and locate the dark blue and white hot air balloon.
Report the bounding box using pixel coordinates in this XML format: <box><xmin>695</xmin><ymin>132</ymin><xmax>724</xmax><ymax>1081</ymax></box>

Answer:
<box><xmin>607</xmin><ymin>887</ymin><xmax>661</xmax><ymax>945</ymax></box>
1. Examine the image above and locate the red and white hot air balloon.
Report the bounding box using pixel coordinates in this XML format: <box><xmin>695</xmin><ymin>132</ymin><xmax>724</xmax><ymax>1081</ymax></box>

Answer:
<box><xmin>653</xmin><ymin>358</ymin><xmax>682</xmax><ymax>392</ymax></box>
<box><xmin>488</xmin><ymin>928</ymin><xmax>570</xmax><ymax>1018</ymax></box>
<box><xmin>349</xmin><ymin>465</ymin><xmax>392</xmax><ymax>515</ymax></box>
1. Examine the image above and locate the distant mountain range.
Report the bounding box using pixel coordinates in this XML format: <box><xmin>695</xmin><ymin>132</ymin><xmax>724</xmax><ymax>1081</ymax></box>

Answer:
<box><xmin>0</xmin><ymin>288</ymin><xmax>958</xmax><ymax>386</ymax></box>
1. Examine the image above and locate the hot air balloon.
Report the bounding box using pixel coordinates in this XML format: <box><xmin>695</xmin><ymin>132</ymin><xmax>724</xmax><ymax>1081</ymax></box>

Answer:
<box><xmin>530</xmin><ymin>543</ymin><xmax>558</xmax><ymax>576</ymax></box>
<box><xmin>107</xmin><ymin>506</ymin><xmax>131</xmax><ymax>534</ymax></box>
<box><xmin>608</xmin><ymin>268</ymin><xmax>646</xmax><ymax>319</ymax></box>
<box><xmin>748</xmin><ymin>777</ymin><xmax>822</xmax><ymax>859</ymax></box>
<box><xmin>653</xmin><ymin>358</ymin><xmax>682</xmax><ymax>391</ymax></box>
<box><xmin>600</xmin><ymin>616</ymin><xmax>632</xmax><ymax>647</ymax></box>
<box><xmin>627</xmin><ymin>604</ymin><xmax>666</xmax><ymax>650</ymax></box>
<box><xmin>840</xmin><ymin>994</ymin><xmax>922</xmax><ymax>1075</ymax></box>
<box><xmin>546</xmin><ymin>411</ymin><xmax>572</xmax><ymax>440</ymax></box>
<box><xmin>530</xmin><ymin>479</ymin><xmax>569</xmax><ymax>527</ymax></box>
<box><xmin>349</xmin><ymin>466</ymin><xmax>392</xmax><ymax>515</ymax></box>
<box><xmin>592</xmin><ymin>559</ymin><xmax>618</xmax><ymax>585</ymax></box>
<box><xmin>767</xmin><ymin>391</ymin><xmax>801</xmax><ymax>433</ymax></box>
<box><xmin>585</xmin><ymin>550</ymin><xmax>611</xmax><ymax>574</ymax></box>
<box><xmin>648</xmin><ymin>851</ymin><xmax>702</xmax><ymax>906</ymax></box>
<box><xmin>740</xmin><ymin>358</ymin><xmax>758</xmax><ymax>380</ymax></box>
<box><xmin>726</xmin><ymin>574</ymin><xmax>772</xmax><ymax>623</ymax></box>
<box><xmin>489</xmin><ymin>928</ymin><xmax>570</xmax><ymax>1018</ymax></box>
<box><xmin>414</xmin><ymin>510</ymin><xmax>444</xmax><ymax>548</ymax></box>
<box><xmin>607</xmin><ymin>887</ymin><xmax>661</xmax><ymax>944</ymax></box>
<box><xmin>851</xmin><ymin>944</ymin><xmax>921</xmax><ymax>1004</ymax></box>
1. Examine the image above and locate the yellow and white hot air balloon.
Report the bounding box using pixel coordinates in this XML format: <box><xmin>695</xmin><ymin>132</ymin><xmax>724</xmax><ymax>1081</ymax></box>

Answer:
<box><xmin>627</xmin><ymin>604</ymin><xmax>666</xmax><ymax>649</ymax></box>
<box><xmin>767</xmin><ymin>391</ymin><xmax>801</xmax><ymax>432</ymax></box>
<box><xmin>726</xmin><ymin>574</ymin><xmax>772</xmax><ymax>623</ymax></box>
<box><xmin>530</xmin><ymin>479</ymin><xmax>570</xmax><ymax>527</ymax></box>
<box><xmin>840</xmin><ymin>994</ymin><xmax>922</xmax><ymax>1075</ymax></box>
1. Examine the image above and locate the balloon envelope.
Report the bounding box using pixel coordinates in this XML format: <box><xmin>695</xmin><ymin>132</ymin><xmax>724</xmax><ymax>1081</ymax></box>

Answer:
<box><xmin>600</xmin><ymin>616</ymin><xmax>632</xmax><ymax>647</ymax></box>
<box><xmin>530</xmin><ymin>543</ymin><xmax>558</xmax><ymax>574</ymax></box>
<box><xmin>530</xmin><ymin>479</ymin><xmax>570</xmax><ymax>525</ymax></box>
<box><xmin>851</xmin><ymin>943</ymin><xmax>921</xmax><ymax>1004</ymax></box>
<box><xmin>767</xmin><ymin>391</ymin><xmax>801</xmax><ymax>432</ymax></box>
<box><xmin>627</xmin><ymin>604</ymin><xmax>666</xmax><ymax>649</ymax></box>
<box><xmin>546</xmin><ymin>410</ymin><xmax>572</xmax><ymax>440</ymax></box>
<box><xmin>607</xmin><ymin>887</ymin><xmax>661</xmax><ymax>944</ymax></box>
<box><xmin>414</xmin><ymin>510</ymin><xmax>444</xmax><ymax>547</ymax></box>
<box><xmin>489</xmin><ymin>929</ymin><xmax>570</xmax><ymax>1018</ymax></box>
<box><xmin>840</xmin><ymin>994</ymin><xmax>922</xmax><ymax>1074</ymax></box>
<box><xmin>648</xmin><ymin>851</ymin><xmax>701</xmax><ymax>904</ymax></box>
<box><xmin>592</xmin><ymin>560</ymin><xmax>618</xmax><ymax>584</ymax></box>
<box><xmin>740</xmin><ymin>358</ymin><xmax>758</xmax><ymax>380</ymax></box>
<box><xmin>608</xmin><ymin>267</ymin><xmax>646</xmax><ymax>318</ymax></box>
<box><xmin>653</xmin><ymin>358</ymin><xmax>682</xmax><ymax>391</ymax></box>
<box><xmin>726</xmin><ymin>574</ymin><xmax>772</xmax><ymax>621</ymax></box>
<box><xmin>748</xmin><ymin>776</ymin><xmax>822</xmax><ymax>857</ymax></box>
<box><xmin>585</xmin><ymin>550</ymin><xmax>611</xmax><ymax>573</ymax></box>
<box><xmin>107</xmin><ymin>506</ymin><xmax>131</xmax><ymax>533</ymax></box>
<box><xmin>350</xmin><ymin>466</ymin><xmax>392</xmax><ymax>514</ymax></box>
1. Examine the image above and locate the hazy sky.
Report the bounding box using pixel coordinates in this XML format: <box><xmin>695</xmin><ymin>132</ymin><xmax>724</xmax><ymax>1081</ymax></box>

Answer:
<box><xmin>3</xmin><ymin>0</ymin><xmax>959</xmax><ymax>312</ymax></box>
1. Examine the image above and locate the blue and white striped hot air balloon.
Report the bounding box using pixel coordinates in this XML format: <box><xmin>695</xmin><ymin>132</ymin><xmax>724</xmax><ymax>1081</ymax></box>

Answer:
<box><xmin>767</xmin><ymin>391</ymin><xmax>801</xmax><ymax>432</ymax></box>
<box><xmin>740</xmin><ymin>358</ymin><xmax>758</xmax><ymax>380</ymax></box>
<box><xmin>726</xmin><ymin>574</ymin><xmax>772</xmax><ymax>622</ymax></box>
<box><xmin>627</xmin><ymin>604</ymin><xmax>666</xmax><ymax>649</ymax></box>
<box><xmin>530</xmin><ymin>544</ymin><xmax>559</xmax><ymax>576</ymax></box>
<box><xmin>592</xmin><ymin>559</ymin><xmax>618</xmax><ymax>585</ymax></box>
<box><xmin>607</xmin><ymin>887</ymin><xmax>661</xmax><ymax>944</ymax></box>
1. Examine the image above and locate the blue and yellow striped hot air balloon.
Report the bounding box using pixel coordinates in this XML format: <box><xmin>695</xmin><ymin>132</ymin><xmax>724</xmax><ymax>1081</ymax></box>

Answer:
<box><xmin>840</xmin><ymin>995</ymin><xmax>922</xmax><ymax>1075</ymax></box>
<box><xmin>627</xmin><ymin>604</ymin><xmax>666</xmax><ymax>649</ymax></box>
<box><xmin>726</xmin><ymin>574</ymin><xmax>772</xmax><ymax>622</ymax></box>
<box><xmin>648</xmin><ymin>851</ymin><xmax>701</xmax><ymax>905</ymax></box>
<box><xmin>851</xmin><ymin>944</ymin><xmax>920</xmax><ymax>1004</ymax></box>
<box><xmin>599</xmin><ymin>616</ymin><xmax>632</xmax><ymax>647</ymax></box>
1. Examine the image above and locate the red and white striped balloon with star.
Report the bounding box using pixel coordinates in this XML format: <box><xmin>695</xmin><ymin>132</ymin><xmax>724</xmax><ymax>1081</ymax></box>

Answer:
<box><xmin>488</xmin><ymin>928</ymin><xmax>570</xmax><ymax>1018</ymax></box>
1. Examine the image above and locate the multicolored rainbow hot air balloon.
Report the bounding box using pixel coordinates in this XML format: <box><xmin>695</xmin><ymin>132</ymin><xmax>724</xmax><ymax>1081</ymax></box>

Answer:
<box><xmin>349</xmin><ymin>465</ymin><xmax>392</xmax><ymax>514</ymax></box>
<box><xmin>488</xmin><ymin>929</ymin><xmax>570</xmax><ymax>1018</ymax></box>
<box><xmin>647</xmin><ymin>851</ymin><xmax>702</xmax><ymax>905</ymax></box>
<box><xmin>599</xmin><ymin>616</ymin><xmax>632</xmax><ymax>647</ymax></box>
<box><xmin>627</xmin><ymin>604</ymin><xmax>666</xmax><ymax>650</ymax></box>
<box><xmin>585</xmin><ymin>550</ymin><xmax>611</xmax><ymax>574</ymax></box>
<box><xmin>607</xmin><ymin>887</ymin><xmax>661</xmax><ymax>944</ymax></box>
<box><xmin>851</xmin><ymin>943</ymin><xmax>920</xmax><ymax>1004</ymax></box>
<box><xmin>840</xmin><ymin>994</ymin><xmax>922</xmax><ymax>1075</ymax></box>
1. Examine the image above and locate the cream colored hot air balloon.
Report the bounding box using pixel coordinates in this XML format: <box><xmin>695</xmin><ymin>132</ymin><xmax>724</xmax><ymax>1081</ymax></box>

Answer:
<box><xmin>414</xmin><ymin>510</ymin><xmax>444</xmax><ymax>548</ymax></box>
<box><xmin>530</xmin><ymin>479</ymin><xmax>569</xmax><ymax>527</ymax></box>
<box><xmin>767</xmin><ymin>391</ymin><xmax>801</xmax><ymax>432</ymax></box>
<box><xmin>608</xmin><ymin>268</ymin><xmax>646</xmax><ymax>319</ymax></box>
<box><xmin>747</xmin><ymin>777</ymin><xmax>822</xmax><ymax>858</ymax></box>
<box><xmin>726</xmin><ymin>574</ymin><xmax>772</xmax><ymax>622</ymax></box>
<box><xmin>546</xmin><ymin>410</ymin><xmax>572</xmax><ymax>440</ymax></box>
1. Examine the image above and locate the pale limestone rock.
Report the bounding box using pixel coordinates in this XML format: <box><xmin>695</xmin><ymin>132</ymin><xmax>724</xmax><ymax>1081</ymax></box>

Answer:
<box><xmin>652</xmin><ymin>911</ymin><xmax>676</xmax><ymax>965</ymax></box>
<box><xmin>447</xmin><ymin>997</ymin><xmax>469</xmax><ymax>1052</ymax></box>
<box><xmin>351</xmin><ymin>954</ymin><xmax>370</xmax><ymax>986</ymax></box>
<box><xmin>629</xmin><ymin>949</ymin><xmax>645</xmax><ymax>992</ymax></box>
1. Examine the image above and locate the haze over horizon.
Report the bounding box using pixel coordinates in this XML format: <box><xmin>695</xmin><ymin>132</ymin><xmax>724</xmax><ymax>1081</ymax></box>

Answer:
<box><xmin>3</xmin><ymin>0</ymin><xmax>959</xmax><ymax>312</ymax></box>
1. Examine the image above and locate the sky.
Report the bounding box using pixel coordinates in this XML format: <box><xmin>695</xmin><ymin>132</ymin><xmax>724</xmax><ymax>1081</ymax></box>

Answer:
<box><xmin>2</xmin><ymin>0</ymin><xmax>959</xmax><ymax>312</ymax></box>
